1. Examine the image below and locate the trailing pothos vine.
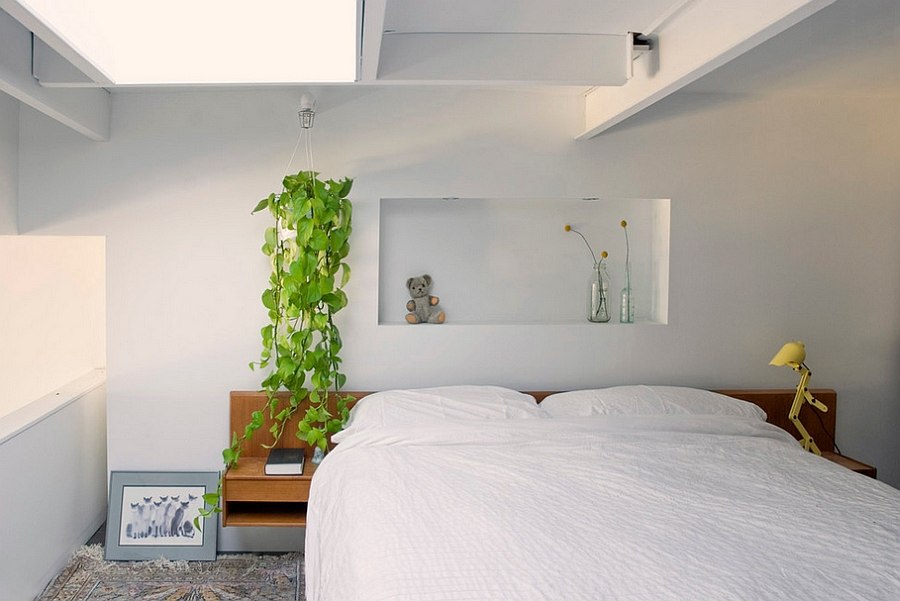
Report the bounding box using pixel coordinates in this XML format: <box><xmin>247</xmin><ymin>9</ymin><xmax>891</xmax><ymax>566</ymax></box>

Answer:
<box><xmin>198</xmin><ymin>171</ymin><xmax>353</xmax><ymax>525</ymax></box>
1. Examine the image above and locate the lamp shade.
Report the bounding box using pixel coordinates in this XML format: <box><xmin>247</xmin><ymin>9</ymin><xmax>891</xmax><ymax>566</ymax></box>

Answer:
<box><xmin>769</xmin><ymin>341</ymin><xmax>806</xmax><ymax>368</ymax></box>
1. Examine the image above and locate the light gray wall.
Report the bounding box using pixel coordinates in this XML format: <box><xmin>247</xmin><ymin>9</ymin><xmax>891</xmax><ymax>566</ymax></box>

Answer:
<box><xmin>0</xmin><ymin>92</ymin><xmax>17</xmax><ymax>234</ymax></box>
<box><xmin>16</xmin><ymin>85</ymin><xmax>900</xmax><ymax>549</ymax></box>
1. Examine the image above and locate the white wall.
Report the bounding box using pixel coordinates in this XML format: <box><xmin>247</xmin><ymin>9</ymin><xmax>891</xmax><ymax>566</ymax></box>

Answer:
<box><xmin>0</xmin><ymin>235</ymin><xmax>106</xmax><ymax>416</ymax></box>
<box><xmin>0</xmin><ymin>372</ymin><xmax>107</xmax><ymax>601</ymax></box>
<box><xmin>0</xmin><ymin>92</ymin><xmax>17</xmax><ymax>233</ymax></box>
<box><xmin>15</xmin><ymin>85</ymin><xmax>900</xmax><ymax>549</ymax></box>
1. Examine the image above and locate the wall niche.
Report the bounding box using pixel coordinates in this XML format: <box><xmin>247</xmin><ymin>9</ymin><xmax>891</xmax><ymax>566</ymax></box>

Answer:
<box><xmin>378</xmin><ymin>197</ymin><xmax>669</xmax><ymax>325</ymax></box>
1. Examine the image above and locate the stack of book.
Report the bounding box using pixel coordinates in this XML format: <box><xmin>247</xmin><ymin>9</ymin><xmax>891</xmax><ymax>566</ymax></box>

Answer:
<box><xmin>264</xmin><ymin>448</ymin><xmax>305</xmax><ymax>475</ymax></box>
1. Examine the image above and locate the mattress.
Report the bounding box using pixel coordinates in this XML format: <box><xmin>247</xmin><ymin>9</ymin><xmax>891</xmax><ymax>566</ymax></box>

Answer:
<box><xmin>305</xmin><ymin>415</ymin><xmax>900</xmax><ymax>600</ymax></box>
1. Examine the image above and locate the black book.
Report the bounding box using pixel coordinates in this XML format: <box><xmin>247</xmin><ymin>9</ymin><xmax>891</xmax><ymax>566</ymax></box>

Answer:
<box><xmin>265</xmin><ymin>448</ymin><xmax>305</xmax><ymax>475</ymax></box>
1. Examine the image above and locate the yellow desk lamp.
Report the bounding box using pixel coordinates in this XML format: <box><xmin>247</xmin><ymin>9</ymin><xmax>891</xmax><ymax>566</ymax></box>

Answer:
<box><xmin>769</xmin><ymin>341</ymin><xmax>829</xmax><ymax>455</ymax></box>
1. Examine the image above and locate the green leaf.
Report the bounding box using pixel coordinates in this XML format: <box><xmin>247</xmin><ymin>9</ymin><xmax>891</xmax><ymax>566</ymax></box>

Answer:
<box><xmin>261</xmin><ymin>324</ymin><xmax>274</xmax><ymax>347</ymax></box>
<box><xmin>338</xmin><ymin>179</ymin><xmax>353</xmax><ymax>198</ymax></box>
<box><xmin>309</xmin><ymin>229</ymin><xmax>329</xmax><ymax>251</ymax></box>
<box><xmin>262</xmin><ymin>289</ymin><xmax>276</xmax><ymax>310</ymax></box>
<box><xmin>297</xmin><ymin>220</ymin><xmax>314</xmax><ymax>245</ymax></box>
<box><xmin>264</xmin><ymin>226</ymin><xmax>277</xmax><ymax>248</ymax></box>
<box><xmin>312</xmin><ymin>313</ymin><xmax>328</xmax><ymax>330</ymax></box>
<box><xmin>252</xmin><ymin>196</ymin><xmax>269</xmax><ymax>214</ymax></box>
<box><xmin>330</xmin><ymin>229</ymin><xmax>347</xmax><ymax>250</ymax></box>
<box><xmin>306</xmin><ymin>284</ymin><xmax>323</xmax><ymax>305</ymax></box>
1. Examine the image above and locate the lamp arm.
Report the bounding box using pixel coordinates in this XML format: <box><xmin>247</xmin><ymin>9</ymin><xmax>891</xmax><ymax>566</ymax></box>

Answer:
<box><xmin>788</xmin><ymin>365</ymin><xmax>823</xmax><ymax>456</ymax></box>
<box><xmin>802</xmin><ymin>381</ymin><xmax>828</xmax><ymax>413</ymax></box>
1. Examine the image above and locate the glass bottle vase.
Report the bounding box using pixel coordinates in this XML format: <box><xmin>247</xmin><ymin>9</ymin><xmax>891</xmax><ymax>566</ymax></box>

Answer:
<box><xmin>589</xmin><ymin>262</ymin><xmax>611</xmax><ymax>323</ymax></box>
<box><xmin>619</xmin><ymin>263</ymin><xmax>634</xmax><ymax>323</ymax></box>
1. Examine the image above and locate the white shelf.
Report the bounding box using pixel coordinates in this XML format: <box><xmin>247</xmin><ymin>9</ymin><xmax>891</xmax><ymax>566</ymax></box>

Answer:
<box><xmin>378</xmin><ymin>319</ymin><xmax>666</xmax><ymax>327</ymax></box>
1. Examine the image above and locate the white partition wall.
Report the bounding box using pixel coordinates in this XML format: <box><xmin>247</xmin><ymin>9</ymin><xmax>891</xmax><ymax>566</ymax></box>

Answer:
<box><xmin>0</xmin><ymin>373</ymin><xmax>107</xmax><ymax>601</ymax></box>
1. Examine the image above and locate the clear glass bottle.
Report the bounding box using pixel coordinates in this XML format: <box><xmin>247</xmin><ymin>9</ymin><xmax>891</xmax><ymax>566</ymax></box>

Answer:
<box><xmin>619</xmin><ymin>263</ymin><xmax>634</xmax><ymax>323</ymax></box>
<box><xmin>589</xmin><ymin>261</ymin><xmax>611</xmax><ymax>322</ymax></box>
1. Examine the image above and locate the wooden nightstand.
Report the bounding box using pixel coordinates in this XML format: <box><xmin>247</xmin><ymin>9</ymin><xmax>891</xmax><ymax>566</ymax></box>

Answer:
<box><xmin>222</xmin><ymin>457</ymin><xmax>317</xmax><ymax>527</ymax></box>
<box><xmin>221</xmin><ymin>390</ymin><xmax>371</xmax><ymax>528</ymax></box>
<box><xmin>822</xmin><ymin>451</ymin><xmax>877</xmax><ymax>479</ymax></box>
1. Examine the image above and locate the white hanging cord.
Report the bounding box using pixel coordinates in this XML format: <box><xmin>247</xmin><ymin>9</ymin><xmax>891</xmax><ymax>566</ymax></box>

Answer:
<box><xmin>304</xmin><ymin>126</ymin><xmax>315</xmax><ymax>177</ymax></box>
<box><xmin>282</xmin><ymin>130</ymin><xmax>304</xmax><ymax>178</ymax></box>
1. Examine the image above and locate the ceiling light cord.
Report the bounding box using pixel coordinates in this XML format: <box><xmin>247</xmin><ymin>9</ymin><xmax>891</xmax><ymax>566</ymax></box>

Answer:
<box><xmin>283</xmin><ymin>130</ymin><xmax>304</xmax><ymax>178</ymax></box>
<box><xmin>304</xmin><ymin>126</ymin><xmax>315</xmax><ymax>177</ymax></box>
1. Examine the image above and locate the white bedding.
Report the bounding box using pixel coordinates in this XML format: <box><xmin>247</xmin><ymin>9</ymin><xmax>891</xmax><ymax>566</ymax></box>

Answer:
<box><xmin>305</xmin><ymin>415</ymin><xmax>900</xmax><ymax>601</ymax></box>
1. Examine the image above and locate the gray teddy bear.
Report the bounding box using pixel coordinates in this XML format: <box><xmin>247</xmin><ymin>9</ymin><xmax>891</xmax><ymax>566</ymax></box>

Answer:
<box><xmin>405</xmin><ymin>274</ymin><xmax>446</xmax><ymax>324</ymax></box>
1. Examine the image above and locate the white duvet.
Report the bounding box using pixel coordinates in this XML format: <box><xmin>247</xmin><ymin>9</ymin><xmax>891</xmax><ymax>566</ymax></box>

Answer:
<box><xmin>305</xmin><ymin>416</ymin><xmax>900</xmax><ymax>601</ymax></box>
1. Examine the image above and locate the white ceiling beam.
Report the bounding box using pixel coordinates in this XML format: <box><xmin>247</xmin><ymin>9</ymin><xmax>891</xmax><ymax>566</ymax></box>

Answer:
<box><xmin>0</xmin><ymin>11</ymin><xmax>110</xmax><ymax>141</ymax></box>
<box><xmin>33</xmin><ymin>38</ymin><xmax>105</xmax><ymax>88</ymax></box>
<box><xmin>578</xmin><ymin>0</ymin><xmax>836</xmax><ymax>139</ymax></box>
<box><xmin>0</xmin><ymin>0</ymin><xmax>113</xmax><ymax>85</ymax></box>
<box><xmin>378</xmin><ymin>33</ymin><xmax>631</xmax><ymax>85</ymax></box>
<box><xmin>359</xmin><ymin>0</ymin><xmax>387</xmax><ymax>81</ymax></box>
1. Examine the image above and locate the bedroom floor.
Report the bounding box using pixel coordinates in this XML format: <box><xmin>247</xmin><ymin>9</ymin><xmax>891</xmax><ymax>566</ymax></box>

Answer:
<box><xmin>34</xmin><ymin>523</ymin><xmax>305</xmax><ymax>601</ymax></box>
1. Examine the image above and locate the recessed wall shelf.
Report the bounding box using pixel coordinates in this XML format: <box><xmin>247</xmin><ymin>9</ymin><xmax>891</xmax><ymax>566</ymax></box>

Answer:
<box><xmin>378</xmin><ymin>197</ymin><xmax>670</xmax><ymax>326</ymax></box>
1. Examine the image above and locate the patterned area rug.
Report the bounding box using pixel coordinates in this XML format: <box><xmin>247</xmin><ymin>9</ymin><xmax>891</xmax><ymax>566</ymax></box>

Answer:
<box><xmin>36</xmin><ymin>545</ymin><xmax>304</xmax><ymax>601</ymax></box>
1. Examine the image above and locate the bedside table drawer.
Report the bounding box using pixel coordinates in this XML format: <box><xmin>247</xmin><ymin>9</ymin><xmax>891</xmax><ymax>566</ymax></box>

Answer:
<box><xmin>226</xmin><ymin>478</ymin><xmax>312</xmax><ymax>501</ymax></box>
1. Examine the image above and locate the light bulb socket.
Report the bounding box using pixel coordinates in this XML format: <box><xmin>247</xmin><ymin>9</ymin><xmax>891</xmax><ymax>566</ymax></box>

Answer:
<box><xmin>298</xmin><ymin>108</ymin><xmax>315</xmax><ymax>129</ymax></box>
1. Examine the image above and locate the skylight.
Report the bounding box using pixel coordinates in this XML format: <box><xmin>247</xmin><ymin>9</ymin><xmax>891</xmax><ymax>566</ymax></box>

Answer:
<box><xmin>13</xmin><ymin>0</ymin><xmax>358</xmax><ymax>84</ymax></box>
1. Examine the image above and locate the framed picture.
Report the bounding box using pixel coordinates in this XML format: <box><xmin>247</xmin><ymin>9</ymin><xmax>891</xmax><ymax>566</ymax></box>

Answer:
<box><xmin>105</xmin><ymin>471</ymin><xmax>218</xmax><ymax>561</ymax></box>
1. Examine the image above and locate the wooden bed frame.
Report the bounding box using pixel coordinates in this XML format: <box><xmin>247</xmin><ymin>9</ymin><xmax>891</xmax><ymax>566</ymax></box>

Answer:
<box><xmin>229</xmin><ymin>388</ymin><xmax>838</xmax><ymax>457</ymax></box>
<box><xmin>223</xmin><ymin>388</ymin><xmax>842</xmax><ymax>526</ymax></box>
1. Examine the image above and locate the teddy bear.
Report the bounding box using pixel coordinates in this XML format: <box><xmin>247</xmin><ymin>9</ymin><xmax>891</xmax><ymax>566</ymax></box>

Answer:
<box><xmin>405</xmin><ymin>274</ymin><xmax>446</xmax><ymax>324</ymax></box>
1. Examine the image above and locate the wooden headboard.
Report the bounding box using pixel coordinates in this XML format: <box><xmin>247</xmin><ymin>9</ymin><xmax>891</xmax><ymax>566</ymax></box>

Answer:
<box><xmin>715</xmin><ymin>389</ymin><xmax>836</xmax><ymax>452</ymax></box>
<box><xmin>229</xmin><ymin>388</ymin><xmax>836</xmax><ymax>456</ymax></box>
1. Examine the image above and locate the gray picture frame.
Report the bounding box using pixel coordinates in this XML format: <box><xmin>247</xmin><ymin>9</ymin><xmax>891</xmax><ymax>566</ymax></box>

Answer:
<box><xmin>105</xmin><ymin>471</ymin><xmax>218</xmax><ymax>561</ymax></box>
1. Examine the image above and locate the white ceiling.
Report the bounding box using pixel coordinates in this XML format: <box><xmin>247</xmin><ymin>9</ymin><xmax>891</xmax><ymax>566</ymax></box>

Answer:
<box><xmin>685</xmin><ymin>0</ymin><xmax>900</xmax><ymax>97</ymax></box>
<box><xmin>0</xmin><ymin>0</ymin><xmax>357</xmax><ymax>84</ymax></box>
<box><xmin>3</xmin><ymin>0</ymin><xmax>870</xmax><ymax>141</ymax></box>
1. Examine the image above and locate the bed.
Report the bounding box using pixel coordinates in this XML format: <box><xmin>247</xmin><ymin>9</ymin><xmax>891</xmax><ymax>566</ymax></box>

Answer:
<box><xmin>304</xmin><ymin>385</ymin><xmax>900</xmax><ymax>601</ymax></box>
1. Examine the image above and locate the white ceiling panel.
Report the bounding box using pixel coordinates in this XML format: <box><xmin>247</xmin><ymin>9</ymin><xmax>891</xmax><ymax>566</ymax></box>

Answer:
<box><xmin>2</xmin><ymin>0</ymin><xmax>358</xmax><ymax>84</ymax></box>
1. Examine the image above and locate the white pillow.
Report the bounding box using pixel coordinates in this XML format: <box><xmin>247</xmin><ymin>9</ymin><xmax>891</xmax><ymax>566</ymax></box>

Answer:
<box><xmin>540</xmin><ymin>386</ymin><xmax>767</xmax><ymax>421</ymax></box>
<box><xmin>333</xmin><ymin>385</ymin><xmax>545</xmax><ymax>442</ymax></box>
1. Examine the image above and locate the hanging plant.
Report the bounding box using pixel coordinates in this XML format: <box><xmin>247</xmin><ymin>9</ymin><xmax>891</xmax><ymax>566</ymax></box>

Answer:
<box><xmin>198</xmin><ymin>170</ymin><xmax>353</xmax><ymax>524</ymax></box>
<box><xmin>246</xmin><ymin>170</ymin><xmax>354</xmax><ymax>453</ymax></box>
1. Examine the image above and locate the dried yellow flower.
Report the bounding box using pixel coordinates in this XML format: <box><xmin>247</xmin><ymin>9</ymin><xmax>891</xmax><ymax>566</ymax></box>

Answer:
<box><xmin>564</xmin><ymin>224</ymin><xmax>572</xmax><ymax>231</ymax></box>
<box><xmin>601</xmin><ymin>251</ymin><xmax>608</xmax><ymax>259</ymax></box>
<box><xmin>620</xmin><ymin>220</ymin><xmax>628</xmax><ymax>228</ymax></box>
